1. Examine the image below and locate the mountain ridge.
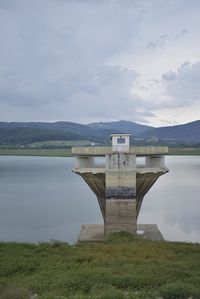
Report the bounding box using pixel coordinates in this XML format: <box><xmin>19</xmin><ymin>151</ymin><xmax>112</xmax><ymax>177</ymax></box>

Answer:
<box><xmin>139</xmin><ymin>119</ymin><xmax>200</xmax><ymax>141</ymax></box>
<box><xmin>0</xmin><ymin>119</ymin><xmax>199</xmax><ymax>146</ymax></box>
<box><xmin>88</xmin><ymin>120</ymin><xmax>153</xmax><ymax>135</ymax></box>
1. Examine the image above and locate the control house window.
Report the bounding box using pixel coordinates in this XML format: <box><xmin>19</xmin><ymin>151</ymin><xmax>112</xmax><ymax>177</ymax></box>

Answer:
<box><xmin>117</xmin><ymin>137</ymin><xmax>126</xmax><ymax>144</ymax></box>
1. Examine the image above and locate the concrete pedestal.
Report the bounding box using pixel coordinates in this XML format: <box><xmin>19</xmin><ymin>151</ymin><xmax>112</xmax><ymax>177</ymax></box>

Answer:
<box><xmin>105</xmin><ymin>153</ymin><xmax>137</xmax><ymax>236</ymax></box>
<box><xmin>72</xmin><ymin>145</ymin><xmax>168</xmax><ymax>243</ymax></box>
<box><xmin>105</xmin><ymin>200</ymin><xmax>137</xmax><ymax>235</ymax></box>
<box><xmin>78</xmin><ymin>224</ymin><xmax>164</xmax><ymax>243</ymax></box>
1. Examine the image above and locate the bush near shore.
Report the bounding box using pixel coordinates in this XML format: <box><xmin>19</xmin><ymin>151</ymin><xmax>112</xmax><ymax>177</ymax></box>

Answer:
<box><xmin>0</xmin><ymin>233</ymin><xmax>200</xmax><ymax>299</ymax></box>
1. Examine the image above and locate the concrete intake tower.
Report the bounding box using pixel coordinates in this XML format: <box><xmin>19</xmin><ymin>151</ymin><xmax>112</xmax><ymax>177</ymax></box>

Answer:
<box><xmin>72</xmin><ymin>134</ymin><xmax>168</xmax><ymax>241</ymax></box>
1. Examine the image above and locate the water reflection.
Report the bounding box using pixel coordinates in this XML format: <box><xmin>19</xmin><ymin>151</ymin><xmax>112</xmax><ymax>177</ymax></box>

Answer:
<box><xmin>0</xmin><ymin>156</ymin><xmax>199</xmax><ymax>243</ymax></box>
<box><xmin>0</xmin><ymin>156</ymin><xmax>102</xmax><ymax>244</ymax></box>
<box><xmin>138</xmin><ymin>156</ymin><xmax>200</xmax><ymax>242</ymax></box>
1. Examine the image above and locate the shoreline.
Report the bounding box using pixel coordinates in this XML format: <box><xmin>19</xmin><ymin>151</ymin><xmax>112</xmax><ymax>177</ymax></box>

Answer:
<box><xmin>0</xmin><ymin>147</ymin><xmax>200</xmax><ymax>157</ymax></box>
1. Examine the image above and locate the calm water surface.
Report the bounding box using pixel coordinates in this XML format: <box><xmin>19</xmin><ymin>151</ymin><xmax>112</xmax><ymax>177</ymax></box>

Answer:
<box><xmin>0</xmin><ymin>156</ymin><xmax>199</xmax><ymax>244</ymax></box>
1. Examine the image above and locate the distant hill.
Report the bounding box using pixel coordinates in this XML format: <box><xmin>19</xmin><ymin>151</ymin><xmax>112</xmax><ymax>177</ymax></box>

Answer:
<box><xmin>0</xmin><ymin>121</ymin><xmax>121</xmax><ymax>146</ymax></box>
<box><xmin>0</xmin><ymin>120</ymin><xmax>199</xmax><ymax>146</ymax></box>
<box><xmin>0</xmin><ymin>120</ymin><xmax>151</xmax><ymax>146</ymax></box>
<box><xmin>89</xmin><ymin>120</ymin><xmax>152</xmax><ymax>135</ymax></box>
<box><xmin>139</xmin><ymin>120</ymin><xmax>200</xmax><ymax>142</ymax></box>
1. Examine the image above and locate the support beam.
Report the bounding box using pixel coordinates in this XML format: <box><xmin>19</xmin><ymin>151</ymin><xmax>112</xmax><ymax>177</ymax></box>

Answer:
<box><xmin>145</xmin><ymin>155</ymin><xmax>165</xmax><ymax>168</ymax></box>
<box><xmin>75</xmin><ymin>156</ymin><xmax>95</xmax><ymax>168</ymax></box>
<box><xmin>105</xmin><ymin>153</ymin><xmax>137</xmax><ymax>236</ymax></box>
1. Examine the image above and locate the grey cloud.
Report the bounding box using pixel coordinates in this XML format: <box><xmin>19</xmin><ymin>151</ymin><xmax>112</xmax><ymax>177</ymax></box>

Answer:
<box><xmin>146</xmin><ymin>34</ymin><xmax>169</xmax><ymax>50</ymax></box>
<box><xmin>0</xmin><ymin>0</ymin><xmax>16</xmax><ymax>10</ymax></box>
<box><xmin>2</xmin><ymin>62</ymin><xmax>153</xmax><ymax>123</ymax></box>
<box><xmin>162</xmin><ymin>61</ymin><xmax>200</xmax><ymax>107</ymax></box>
<box><xmin>146</xmin><ymin>37</ymin><xmax>166</xmax><ymax>50</ymax></box>
<box><xmin>0</xmin><ymin>0</ymin><xmax>154</xmax><ymax>122</ymax></box>
<box><xmin>145</xmin><ymin>41</ymin><xmax>157</xmax><ymax>49</ymax></box>
<box><xmin>0</xmin><ymin>0</ymin><xmax>199</xmax><ymax>123</ymax></box>
<box><xmin>159</xmin><ymin>119</ymin><xmax>178</xmax><ymax>125</ymax></box>
<box><xmin>175</xmin><ymin>28</ymin><xmax>187</xmax><ymax>38</ymax></box>
<box><xmin>162</xmin><ymin>71</ymin><xmax>177</xmax><ymax>81</ymax></box>
<box><xmin>145</xmin><ymin>29</ymin><xmax>187</xmax><ymax>50</ymax></box>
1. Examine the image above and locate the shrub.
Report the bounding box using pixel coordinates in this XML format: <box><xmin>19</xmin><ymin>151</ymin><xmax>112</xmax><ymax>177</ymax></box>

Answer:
<box><xmin>190</xmin><ymin>286</ymin><xmax>200</xmax><ymax>299</ymax></box>
<box><xmin>159</xmin><ymin>282</ymin><xmax>191</xmax><ymax>299</ymax></box>
<box><xmin>129</xmin><ymin>289</ymin><xmax>159</xmax><ymax>299</ymax></box>
<box><xmin>0</xmin><ymin>286</ymin><xmax>30</xmax><ymax>299</ymax></box>
<box><xmin>98</xmin><ymin>288</ymin><xmax>126</xmax><ymax>299</ymax></box>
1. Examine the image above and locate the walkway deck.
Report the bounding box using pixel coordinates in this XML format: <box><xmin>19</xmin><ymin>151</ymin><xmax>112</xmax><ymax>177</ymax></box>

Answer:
<box><xmin>72</xmin><ymin>146</ymin><xmax>168</xmax><ymax>157</ymax></box>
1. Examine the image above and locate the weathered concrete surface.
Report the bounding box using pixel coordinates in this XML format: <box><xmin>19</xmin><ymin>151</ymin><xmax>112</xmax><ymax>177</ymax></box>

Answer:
<box><xmin>73</xmin><ymin>139</ymin><xmax>169</xmax><ymax>241</ymax></box>
<box><xmin>75</xmin><ymin>156</ymin><xmax>95</xmax><ymax>168</ymax></box>
<box><xmin>73</xmin><ymin>167</ymin><xmax>168</xmax><ymax>220</ymax></box>
<box><xmin>74</xmin><ymin>167</ymin><xmax>168</xmax><ymax>174</ymax></box>
<box><xmin>78</xmin><ymin>224</ymin><xmax>164</xmax><ymax>242</ymax></box>
<box><xmin>145</xmin><ymin>155</ymin><xmax>165</xmax><ymax>168</ymax></box>
<box><xmin>73</xmin><ymin>137</ymin><xmax>168</xmax><ymax>241</ymax></box>
<box><xmin>78</xmin><ymin>224</ymin><xmax>104</xmax><ymax>242</ymax></box>
<box><xmin>136</xmin><ymin>170</ymin><xmax>167</xmax><ymax>217</ymax></box>
<box><xmin>105</xmin><ymin>200</ymin><xmax>137</xmax><ymax>236</ymax></box>
<box><xmin>106</xmin><ymin>155</ymin><xmax>136</xmax><ymax>199</ymax></box>
<box><xmin>105</xmin><ymin>153</ymin><xmax>137</xmax><ymax>235</ymax></box>
<box><xmin>137</xmin><ymin>224</ymin><xmax>164</xmax><ymax>240</ymax></box>
<box><xmin>72</xmin><ymin>146</ymin><xmax>168</xmax><ymax>157</ymax></box>
<box><xmin>106</xmin><ymin>152</ymin><xmax>136</xmax><ymax>169</ymax></box>
<box><xmin>78</xmin><ymin>171</ymin><xmax>106</xmax><ymax>219</ymax></box>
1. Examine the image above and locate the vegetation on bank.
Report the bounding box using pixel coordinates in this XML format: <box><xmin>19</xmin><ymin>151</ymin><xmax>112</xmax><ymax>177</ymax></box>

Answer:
<box><xmin>168</xmin><ymin>147</ymin><xmax>200</xmax><ymax>155</ymax></box>
<box><xmin>0</xmin><ymin>233</ymin><xmax>200</xmax><ymax>299</ymax></box>
<box><xmin>0</xmin><ymin>148</ymin><xmax>72</xmax><ymax>157</ymax></box>
<box><xmin>0</xmin><ymin>147</ymin><xmax>200</xmax><ymax>157</ymax></box>
<box><xmin>0</xmin><ymin>120</ymin><xmax>200</xmax><ymax>147</ymax></box>
<box><xmin>28</xmin><ymin>140</ymin><xmax>91</xmax><ymax>148</ymax></box>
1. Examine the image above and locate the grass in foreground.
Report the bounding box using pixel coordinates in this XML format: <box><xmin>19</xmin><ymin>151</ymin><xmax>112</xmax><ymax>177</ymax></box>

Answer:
<box><xmin>0</xmin><ymin>233</ymin><xmax>200</xmax><ymax>299</ymax></box>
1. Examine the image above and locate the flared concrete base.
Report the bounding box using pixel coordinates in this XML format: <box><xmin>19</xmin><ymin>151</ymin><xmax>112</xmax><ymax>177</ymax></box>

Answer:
<box><xmin>78</xmin><ymin>224</ymin><xmax>104</xmax><ymax>242</ymax></box>
<box><xmin>78</xmin><ymin>224</ymin><xmax>164</xmax><ymax>243</ymax></box>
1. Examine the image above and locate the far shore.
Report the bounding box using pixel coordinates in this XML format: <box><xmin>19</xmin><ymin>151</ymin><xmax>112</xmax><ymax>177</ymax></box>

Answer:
<box><xmin>0</xmin><ymin>148</ymin><xmax>73</xmax><ymax>157</ymax></box>
<box><xmin>0</xmin><ymin>147</ymin><xmax>200</xmax><ymax>157</ymax></box>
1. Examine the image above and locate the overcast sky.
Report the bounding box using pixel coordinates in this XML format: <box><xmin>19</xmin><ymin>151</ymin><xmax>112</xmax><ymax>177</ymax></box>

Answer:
<box><xmin>0</xmin><ymin>0</ymin><xmax>200</xmax><ymax>126</ymax></box>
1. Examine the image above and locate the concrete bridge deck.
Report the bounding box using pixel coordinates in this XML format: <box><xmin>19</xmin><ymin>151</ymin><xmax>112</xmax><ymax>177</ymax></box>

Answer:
<box><xmin>72</xmin><ymin>146</ymin><xmax>168</xmax><ymax>157</ymax></box>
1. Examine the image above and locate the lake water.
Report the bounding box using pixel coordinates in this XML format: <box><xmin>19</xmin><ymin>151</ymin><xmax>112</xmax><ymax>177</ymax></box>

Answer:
<box><xmin>0</xmin><ymin>156</ymin><xmax>199</xmax><ymax>244</ymax></box>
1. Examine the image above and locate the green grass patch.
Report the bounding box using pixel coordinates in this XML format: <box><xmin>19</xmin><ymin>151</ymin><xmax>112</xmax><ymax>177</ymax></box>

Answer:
<box><xmin>0</xmin><ymin>233</ymin><xmax>200</xmax><ymax>298</ymax></box>
<box><xmin>28</xmin><ymin>140</ymin><xmax>92</xmax><ymax>147</ymax></box>
<box><xmin>168</xmin><ymin>147</ymin><xmax>200</xmax><ymax>155</ymax></box>
<box><xmin>0</xmin><ymin>148</ymin><xmax>72</xmax><ymax>157</ymax></box>
<box><xmin>0</xmin><ymin>147</ymin><xmax>200</xmax><ymax>157</ymax></box>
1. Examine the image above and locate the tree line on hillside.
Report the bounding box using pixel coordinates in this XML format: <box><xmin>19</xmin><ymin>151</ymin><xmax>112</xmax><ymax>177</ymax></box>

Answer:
<box><xmin>0</xmin><ymin>120</ymin><xmax>199</xmax><ymax>147</ymax></box>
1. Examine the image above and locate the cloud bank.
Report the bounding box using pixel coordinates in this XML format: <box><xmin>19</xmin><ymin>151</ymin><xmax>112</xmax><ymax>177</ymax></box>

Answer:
<box><xmin>0</xmin><ymin>0</ymin><xmax>200</xmax><ymax>125</ymax></box>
